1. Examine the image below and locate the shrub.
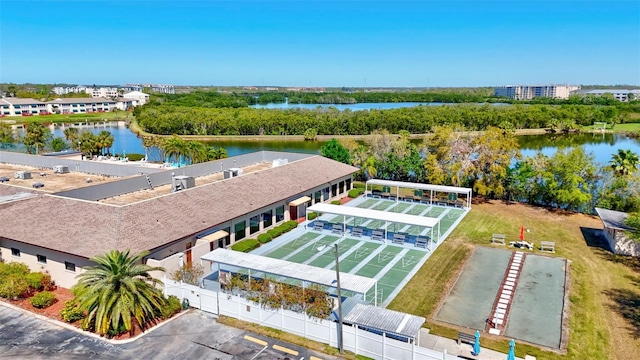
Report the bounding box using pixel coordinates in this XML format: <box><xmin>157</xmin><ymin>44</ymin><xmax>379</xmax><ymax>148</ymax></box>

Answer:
<box><xmin>25</xmin><ymin>273</ymin><xmax>44</xmax><ymax>291</ymax></box>
<box><xmin>125</xmin><ymin>153</ymin><xmax>145</xmax><ymax>161</ymax></box>
<box><xmin>303</xmin><ymin>128</ymin><xmax>318</xmax><ymax>141</ymax></box>
<box><xmin>353</xmin><ymin>181</ymin><xmax>366</xmax><ymax>189</ymax></box>
<box><xmin>284</xmin><ymin>220</ymin><xmax>298</xmax><ymax>230</ymax></box>
<box><xmin>0</xmin><ymin>262</ymin><xmax>29</xmax><ymax>279</ymax></box>
<box><xmin>30</xmin><ymin>291</ymin><xmax>56</xmax><ymax>308</ymax></box>
<box><xmin>0</xmin><ymin>275</ymin><xmax>28</xmax><ymax>299</ymax></box>
<box><xmin>170</xmin><ymin>263</ymin><xmax>205</xmax><ymax>285</ymax></box>
<box><xmin>257</xmin><ymin>233</ymin><xmax>272</xmax><ymax>244</ymax></box>
<box><xmin>307</xmin><ymin>212</ymin><xmax>318</xmax><ymax>220</ymax></box>
<box><xmin>231</xmin><ymin>239</ymin><xmax>261</xmax><ymax>253</ymax></box>
<box><xmin>160</xmin><ymin>295</ymin><xmax>182</xmax><ymax>319</ymax></box>
<box><xmin>267</xmin><ymin>229</ymin><xmax>280</xmax><ymax>238</ymax></box>
<box><xmin>331</xmin><ymin>200</ymin><xmax>341</xmax><ymax>205</ymax></box>
<box><xmin>107</xmin><ymin>322</ymin><xmax>128</xmax><ymax>337</ymax></box>
<box><xmin>348</xmin><ymin>188</ymin><xmax>364</xmax><ymax>198</ymax></box>
<box><xmin>60</xmin><ymin>300</ymin><xmax>85</xmax><ymax>323</ymax></box>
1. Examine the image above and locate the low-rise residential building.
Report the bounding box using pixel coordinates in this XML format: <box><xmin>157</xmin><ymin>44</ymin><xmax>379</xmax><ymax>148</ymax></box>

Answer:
<box><xmin>0</xmin><ymin>153</ymin><xmax>357</xmax><ymax>288</ymax></box>
<box><xmin>494</xmin><ymin>84</ymin><xmax>580</xmax><ymax>100</ymax></box>
<box><xmin>582</xmin><ymin>89</ymin><xmax>640</xmax><ymax>102</ymax></box>
<box><xmin>0</xmin><ymin>98</ymin><xmax>49</xmax><ymax>116</ymax></box>
<box><xmin>47</xmin><ymin>97</ymin><xmax>117</xmax><ymax>114</ymax></box>
<box><xmin>122</xmin><ymin>90</ymin><xmax>149</xmax><ymax>105</ymax></box>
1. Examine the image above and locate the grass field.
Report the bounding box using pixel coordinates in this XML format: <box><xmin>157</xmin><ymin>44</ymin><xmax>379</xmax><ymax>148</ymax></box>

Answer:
<box><xmin>387</xmin><ymin>200</ymin><xmax>640</xmax><ymax>360</ymax></box>
<box><xmin>0</xmin><ymin>111</ymin><xmax>130</xmax><ymax>124</ymax></box>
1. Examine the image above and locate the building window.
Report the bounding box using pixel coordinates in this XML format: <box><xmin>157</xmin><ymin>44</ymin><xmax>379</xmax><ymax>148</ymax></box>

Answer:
<box><xmin>37</xmin><ymin>254</ymin><xmax>47</xmax><ymax>264</ymax></box>
<box><xmin>222</xmin><ymin>227</ymin><xmax>231</xmax><ymax>246</ymax></box>
<box><xmin>14</xmin><ymin>105</ymin><xmax>20</xmax><ymax>109</ymax></box>
<box><xmin>11</xmin><ymin>248</ymin><xmax>20</xmax><ymax>257</ymax></box>
<box><xmin>331</xmin><ymin>184</ymin><xmax>338</xmax><ymax>197</ymax></box>
<box><xmin>65</xmin><ymin>262</ymin><xmax>76</xmax><ymax>272</ymax></box>
<box><xmin>234</xmin><ymin>221</ymin><xmax>246</xmax><ymax>241</ymax></box>
<box><xmin>314</xmin><ymin>191</ymin><xmax>321</xmax><ymax>204</ymax></box>
<box><xmin>249</xmin><ymin>215</ymin><xmax>260</xmax><ymax>235</ymax></box>
<box><xmin>275</xmin><ymin>205</ymin><xmax>285</xmax><ymax>223</ymax></box>
<box><xmin>346</xmin><ymin>178</ymin><xmax>352</xmax><ymax>190</ymax></box>
<box><xmin>339</xmin><ymin>181</ymin><xmax>345</xmax><ymax>194</ymax></box>
<box><xmin>262</xmin><ymin>210</ymin><xmax>273</xmax><ymax>229</ymax></box>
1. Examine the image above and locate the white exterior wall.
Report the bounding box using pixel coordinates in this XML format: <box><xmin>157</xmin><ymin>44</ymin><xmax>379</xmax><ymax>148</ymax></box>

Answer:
<box><xmin>494</xmin><ymin>85</ymin><xmax>579</xmax><ymax>100</ymax></box>
<box><xmin>603</xmin><ymin>227</ymin><xmax>640</xmax><ymax>257</ymax></box>
<box><xmin>123</xmin><ymin>91</ymin><xmax>149</xmax><ymax>105</ymax></box>
<box><xmin>0</xmin><ymin>238</ymin><xmax>92</xmax><ymax>289</ymax></box>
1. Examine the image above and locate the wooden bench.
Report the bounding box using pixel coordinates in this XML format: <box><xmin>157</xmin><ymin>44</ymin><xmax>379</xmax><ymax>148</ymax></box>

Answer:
<box><xmin>393</xmin><ymin>233</ymin><xmax>406</xmax><ymax>245</ymax></box>
<box><xmin>351</xmin><ymin>227</ymin><xmax>364</xmax><ymax>238</ymax></box>
<box><xmin>457</xmin><ymin>331</ymin><xmax>476</xmax><ymax>345</ymax></box>
<box><xmin>415</xmin><ymin>236</ymin><xmax>429</xmax><ymax>249</ymax></box>
<box><xmin>491</xmin><ymin>233</ymin><xmax>506</xmax><ymax>245</ymax></box>
<box><xmin>540</xmin><ymin>241</ymin><xmax>556</xmax><ymax>253</ymax></box>
<box><xmin>332</xmin><ymin>224</ymin><xmax>344</xmax><ymax>235</ymax></box>
<box><xmin>372</xmin><ymin>230</ymin><xmax>384</xmax><ymax>242</ymax></box>
<box><xmin>313</xmin><ymin>221</ymin><xmax>325</xmax><ymax>232</ymax></box>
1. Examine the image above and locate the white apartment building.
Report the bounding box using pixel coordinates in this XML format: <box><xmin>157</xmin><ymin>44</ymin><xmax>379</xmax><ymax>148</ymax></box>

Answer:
<box><xmin>0</xmin><ymin>98</ymin><xmax>49</xmax><ymax>116</ymax></box>
<box><xmin>122</xmin><ymin>84</ymin><xmax>175</xmax><ymax>94</ymax></box>
<box><xmin>47</xmin><ymin>97</ymin><xmax>117</xmax><ymax>114</ymax></box>
<box><xmin>494</xmin><ymin>85</ymin><xmax>580</xmax><ymax>100</ymax></box>
<box><xmin>583</xmin><ymin>89</ymin><xmax>640</xmax><ymax>102</ymax></box>
<box><xmin>89</xmin><ymin>87</ymin><xmax>119</xmax><ymax>98</ymax></box>
<box><xmin>122</xmin><ymin>90</ymin><xmax>149</xmax><ymax>105</ymax></box>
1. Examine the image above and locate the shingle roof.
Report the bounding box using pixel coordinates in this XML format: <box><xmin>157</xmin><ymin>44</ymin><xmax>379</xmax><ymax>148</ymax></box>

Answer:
<box><xmin>595</xmin><ymin>207</ymin><xmax>633</xmax><ymax>231</ymax></box>
<box><xmin>0</xmin><ymin>156</ymin><xmax>358</xmax><ymax>258</ymax></box>
<box><xmin>47</xmin><ymin>98</ymin><xmax>116</xmax><ymax>104</ymax></box>
<box><xmin>1</xmin><ymin>97</ymin><xmax>47</xmax><ymax>105</ymax></box>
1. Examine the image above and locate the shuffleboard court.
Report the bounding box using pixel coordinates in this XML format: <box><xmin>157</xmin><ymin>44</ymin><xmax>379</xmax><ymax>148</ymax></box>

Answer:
<box><xmin>264</xmin><ymin>232</ymin><xmax>321</xmax><ymax>259</ymax></box>
<box><xmin>436</xmin><ymin>247</ymin><xmax>511</xmax><ymax>330</ymax></box>
<box><xmin>355</xmin><ymin>199</ymin><xmax>379</xmax><ymax>208</ymax></box>
<box><xmin>286</xmin><ymin>235</ymin><xmax>341</xmax><ymax>263</ymax></box>
<box><xmin>407</xmin><ymin>204</ymin><xmax>429</xmax><ymax>215</ymax></box>
<box><xmin>306</xmin><ymin>238</ymin><xmax>360</xmax><ymax>268</ymax></box>
<box><xmin>328</xmin><ymin>242</ymin><xmax>383</xmax><ymax>272</ymax></box>
<box><xmin>425</xmin><ymin>206</ymin><xmax>445</xmax><ymax>218</ymax></box>
<box><xmin>389</xmin><ymin>202</ymin><xmax>411</xmax><ymax>213</ymax></box>
<box><xmin>365</xmin><ymin>219</ymin><xmax>386</xmax><ymax>230</ymax></box>
<box><xmin>504</xmin><ymin>255</ymin><xmax>566</xmax><ymax>348</ymax></box>
<box><xmin>373</xmin><ymin>200</ymin><xmax>395</xmax><ymax>211</ymax></box>
<box><xmin>355</xmin><ymin>246</ymin><xmax>404</xmax><ymax>278</ymax></box>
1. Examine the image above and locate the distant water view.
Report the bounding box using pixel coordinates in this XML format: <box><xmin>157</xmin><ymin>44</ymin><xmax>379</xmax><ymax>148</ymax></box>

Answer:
<box><xmin>249</xmin><ymin>101</ymin><xmax>510</xmax><ymax>111</ymax></box>
<box><xmin>7</xmin><ymin>122</ymin><xmax>640</xmax><ymax>165</ymax></box>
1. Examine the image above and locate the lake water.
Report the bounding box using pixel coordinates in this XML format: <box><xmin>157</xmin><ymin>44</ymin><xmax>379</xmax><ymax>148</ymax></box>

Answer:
<box><xmin>249</xmin><ymin>102</ymin><xmax>510</xmax><ymax>111</ymax></box>
<box><xmin>6</xmin><ymin>122</ymin><xmax>640</xmax><ymax>166</ymax></box>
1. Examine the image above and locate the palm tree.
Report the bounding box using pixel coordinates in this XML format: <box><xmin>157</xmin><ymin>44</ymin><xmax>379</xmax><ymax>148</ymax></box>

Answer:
<box><xmin>207</xmin><ymin>146</ymin><xmax>228</xmax><ymax>160</ymax></box>
<box><xmin>610</xmin><ymin>149</ymin><xmax>640</xmax><ymax>177</ymax></box>
<box><xmin>73</xmin><ymin>249</ymin><xmax>165</xmax><ymax>336</ymax></box>
<box><xmin>161</xmin><ymin>135</ymin><xmax>188</xmax><ymax>166</ymax></box>
<box><xmin>186</xmin><ymin>141</ymin><xmax>208</xmax><ymax>164</ymax></box>
<box><xmin>64</xmin><ymin>127</ymin><xmax>79</xmax><ymax>145</ymax></box>
<box><xmin>361</xmin><ymin>155</ymin><xmax>378</xmax><ymax>180</ymax></box>
<box><xmin>96</xmin><ymin>131</ymin><xmax>114</xmax><ymax>155</ymax></box>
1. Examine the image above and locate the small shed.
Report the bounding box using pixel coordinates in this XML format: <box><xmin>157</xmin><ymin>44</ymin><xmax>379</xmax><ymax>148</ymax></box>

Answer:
<box><xmin>14</xmin><ymin>171</ymin><xmax>32</xmax><ymax>180</ymax></box>
<box><xmin>53</xmin><ymin>165</ymin><xmax>70</xmax><ymax>174</ymax></box>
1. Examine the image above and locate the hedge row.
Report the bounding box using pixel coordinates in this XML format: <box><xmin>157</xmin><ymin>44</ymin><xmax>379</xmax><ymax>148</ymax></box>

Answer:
<box><xmin>353</xmin><ymin>181</ymin><xmax>366</xmax><ymax>189</ymax></box>
<box><xmin>307</xmin><ymin>212</ymin><xmax>318</xmax><ymax>220</ymax></box>
<box><xmin>232</xmin><ymin>220</ymin><xmax>300</xmax><ymax>252</ymax></box>
<box><xmin>231</xmin><ymin>239</ymin><xmax>260</xmax><ymax>253</ymax></box>
<box><xmin>331</xmin><ymin>200</ymin><xmax>341</xmax><ymax>205</ymax></box>
<box><xmin>348</xmin><ymin>188</ymin><xmax>365</xmax><ymax>198</ymax></box>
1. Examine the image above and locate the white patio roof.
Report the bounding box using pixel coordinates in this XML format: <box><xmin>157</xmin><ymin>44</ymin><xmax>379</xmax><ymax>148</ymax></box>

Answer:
<box><xmin>343</xmin><ymin>303</ymin><xmax>425</xmax><ymax>339</ymax></box>
<box><xmin>366</xmin><ymin>179</ymin><xmax>472</xmax><ymax>195</ymax></box>
<box><xmin>201</xmin><ymin>248</ymin><xmax>377</xmax><ymax>295</ymax></box>
<box><xmin>308</xmin><ymin>203</ymin><xmax>438</xmax><ymax>228</ymax></box>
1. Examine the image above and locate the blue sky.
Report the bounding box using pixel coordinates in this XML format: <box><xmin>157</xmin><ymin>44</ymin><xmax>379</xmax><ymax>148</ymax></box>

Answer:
<box><xmin>1</xmin><ymin>0</ymin><xmax>638</xmax><ymax>87</ymax></box>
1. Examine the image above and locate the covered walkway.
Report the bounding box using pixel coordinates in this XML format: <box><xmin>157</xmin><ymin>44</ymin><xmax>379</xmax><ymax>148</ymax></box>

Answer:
<box><xmin>366</xmin><ymin>179</ymin><xmax>472</xmax><ymax>209</ymax></box>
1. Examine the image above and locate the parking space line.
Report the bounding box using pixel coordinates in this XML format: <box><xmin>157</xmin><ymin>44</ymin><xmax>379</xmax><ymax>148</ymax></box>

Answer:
<box><xmin>273</xmin><ymin>344</ymin><xmax>299</xmax><ymax>356</ymax></box>
<box><xmin>310</xmin><ymin>356</ymin><xmax>323</xmax><ymax>360</ymax></box>
<box><xmin>244</xmin><ymin>335</ymin><xmax>268</xmax><ymax>346</ymax></box>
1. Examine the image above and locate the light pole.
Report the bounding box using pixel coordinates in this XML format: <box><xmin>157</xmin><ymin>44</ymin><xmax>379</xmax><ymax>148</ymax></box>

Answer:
<box><xmin>334</xmin><ymin>243</ymin><xmax>344</xmax><ymax>354</ymax></box>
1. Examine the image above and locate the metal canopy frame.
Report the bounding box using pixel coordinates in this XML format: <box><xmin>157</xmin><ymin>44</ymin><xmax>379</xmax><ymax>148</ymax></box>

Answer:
<box><xmin>365</xmin><ymin>179</ymin><xmax>473</xmax><ymax>209</ymax></box>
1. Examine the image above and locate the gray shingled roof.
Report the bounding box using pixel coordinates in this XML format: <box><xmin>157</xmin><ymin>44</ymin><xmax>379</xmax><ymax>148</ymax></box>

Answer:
<box><xmin>1</xmin><ymin>97</ymin><xmax>47</xmax><ymax>105</ymax></box>
<box><xmin>0</xmin><ymin>156</ymin><xmax>358</xmax><ymax>259</ymax></box>
<box><xmin>343</xmin><ymin>303</ymin><xmax>425</xmax><ymax>338</ymax></box>
<box><xmin>595</xmin><ymin>207</ymin><xmax>633</xmax><ymax>231</ymax></box>
<box><xmin>47</xmin><ymin>97</ymin><xmax>116</xmax><ymax>104</ymax></box>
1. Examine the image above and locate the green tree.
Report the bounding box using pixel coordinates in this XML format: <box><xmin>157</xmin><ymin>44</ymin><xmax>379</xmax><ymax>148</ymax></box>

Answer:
<box><xmin>361</xmin><ymin>155</ymin><xmax>378</xmax><ymax>180</ymax></box>
<box><xmin>49</xmin><ymin>137</ymin><xmax>69</xmax><ymax>152</ymax></box>
<box><xmin>96</xmin><ymin>131</ymin><xmax>114</xmax><ymax>155</ymax></box>
<box><xmin>73</xmin><ymin>249</ymin><xmax>165</xmax><ymax>336</ymax></box>
<box><xmin>206</xmin><ymin>146</ymin><xmax>228</xmax><ymax>160</ymax></box>
<box><xmin>320</xmin><ymin>138</ymin><xmax>351</xmax><ymax>164</ymax></box>
<box><xmin>64</xmin><ymin>128</ymin><xmax>80</xmax><ymax>149</ymax></box>
<box><xmin>543</xmin><ymin>148</ymin><xmax>597</xmax><ymax>211</ymax></box>
<box><xmin>0</xmin><ymin>126</ymin><xmax>16</xmax><ymax>149</ymax></box>
<box><xmin>597</xmin><ymin>175</ymin><xmax>640</xmax><ymax>213</ymax></box>
<box><xmin>610</xmin><ymin>149</ymin><xmax>639</xmax><ymax>177</ymax></box>
<box><xmin>470</xmin><ymin>127</ymin><xmax>520</xmax><ymax>198</ymax></box>
<box><xmin>22</xmin><ymin>123</ymin><xmax>52</xmax><ymax>154</ymax></box>
<box><xmin>186</xmin><ymin>140</ymin><xmax>208</xmax><ymax>164</ymax></box>
<box><xmin>161</xmin><ymin>135</ymin><xmax>188</xmax><ymax>166</ymax></box>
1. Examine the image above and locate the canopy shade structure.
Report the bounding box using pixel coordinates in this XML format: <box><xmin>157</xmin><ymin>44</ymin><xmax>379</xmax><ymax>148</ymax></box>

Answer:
<box><xmin>308</xmin><ymin>203</ymin><xmax>438</xmax><ymax>228</ymax></box>
<box><xmin>366</xmin><ymin>179</ymin><xmax>472</xmax><ymax>209</ymax></box>
<box><xmin>289</xmin><ymin>196</ymin><xmax>311</xmax><ymax>207</ymax></box>
<box><xmin>343</xmin><ymin>303</ymin><xmax>425</xmax><ymax>341</ymax></box>
<box><xmin>201</xmin><ymin>248</ymin><xmax>377</xmax><ymax>296</ymax></box>
<box><xmin>196</xmin><ymin>230</ymin><xmax>229</xmax><ymax>245</ymax></box>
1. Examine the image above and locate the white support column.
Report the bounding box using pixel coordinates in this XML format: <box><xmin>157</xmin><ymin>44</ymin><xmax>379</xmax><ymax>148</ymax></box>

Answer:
<box><xmin>375</xmin><ymin>282</ymin><xmax>378</xmax><ymax>306</ymax></box>
<box><xmin>216</xmin><ymin>263</ymin><xmax>221</xmax><ymax>316</ymax></box>
<box><xmin>430</xmin><ymin>190</ymin><xmax>433</xmax><ymax>205</ymax></box>
<box><xmin>382</xmin><ymin>331</ymin><xmax>386</xmax><ymax>359</ymax></box>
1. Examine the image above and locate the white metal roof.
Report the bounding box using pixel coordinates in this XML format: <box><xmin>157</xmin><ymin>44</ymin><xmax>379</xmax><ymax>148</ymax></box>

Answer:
<box><xmin>366</xmin><ymin>179</ymin><xmax>472</xmax><ymax>195</ymax></box>
<box><xmin>201</xmin><ymin>248</ymin><xmax>377</xmax><ymax>294</ymax></box>
<box><xmin>308</xmin><ymin>203</ymin><xmax>438</xmax><ymax>228</ymax></box>
<box><xmin>343</xmin><ymin>303</ymin><xmax>425</xmax><ymax>338</ymax></box>
<box><xmin>595</xmin><ymin>207</ymin><xmax>633</xmax><ymax>231</ymax></box>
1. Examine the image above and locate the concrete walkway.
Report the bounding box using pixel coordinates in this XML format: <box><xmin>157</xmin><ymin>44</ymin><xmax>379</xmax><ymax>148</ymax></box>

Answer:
<box><xmin>418</xmin><ymin>328</ymin><xmax>534</xmax><ymax>360</ymax></box>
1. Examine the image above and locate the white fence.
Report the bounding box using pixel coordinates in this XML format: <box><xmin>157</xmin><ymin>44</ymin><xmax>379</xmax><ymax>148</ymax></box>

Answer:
<box><xmin>164</xmin><ymin>278</ymin><xmax>456</xmax><ymax>360</ymax></box>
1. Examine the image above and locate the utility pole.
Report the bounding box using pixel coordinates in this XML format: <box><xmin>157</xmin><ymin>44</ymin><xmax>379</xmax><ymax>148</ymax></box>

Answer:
<box><xmin>334</xmin><ymin>243</ymin><xmax>344</xmax><ymax>354</ymax></box>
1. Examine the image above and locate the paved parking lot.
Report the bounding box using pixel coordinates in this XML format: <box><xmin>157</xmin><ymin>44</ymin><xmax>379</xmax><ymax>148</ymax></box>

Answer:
<box><xmin>0</xmin><ymin>305</ymin><xmax>336</xmax><ymax>360</ymax></box>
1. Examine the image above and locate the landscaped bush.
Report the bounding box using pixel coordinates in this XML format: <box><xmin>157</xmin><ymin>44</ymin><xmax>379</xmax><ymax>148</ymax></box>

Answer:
<box><xmin>331</xmin><ymin>200</ymin><xmax>341</xmax><ymax>205</ymax></box>
<box><xmin>284</xmin><ymin>220</ymin><xmax>298</xmax><ymax>230</ymax></box>
<box><xmin>267</xmin><ymin>228</ymin><xmax>280</xmax><ymax>238</ymax></box>
<box><xmin>231</xmin><ymin>239</ymin><xmax>261</xmax><ymax>253</ymax></box>
<box><xmin>0</xmin><ymin>275</ymin><xmax>28</xmax><ymax>299</ymax></box>
<box><xmin>348</xmin><ymin>188</ymin><xmax>365</xmax><ymax>198</ymax></box>
<box><xmin>307</xmin><ymin>212</ymin><xmax>318</xmax><ymax>220</ymax></box>
<box><xmin>60</xmin><ymin>300</ymin><xmax>85</xmax><ymax>323</ymax></box>
<box><xmin>30</xmin><ymin>291</ymin><xmax>56</xmax><ymax>308</ymax></box>
<box><xmin>25</xmin><ymin>272</ymin><xmax>45</xmax><ymax>291</ymax></box>
<box><xmin>353</xmin><ymin>181</ymin><xmax>365</xmax><ymax>189</ymax></box>
<box><xmin>0</xmin><ymin>262</ymin><xmax>29</xmax><ymax>278</ymax></box>
<box><xmin>257</xmin><ymin>233</ymin><xmax>272</xmax><ymax>244</ymax></box>
<box><xmin>160</xmin><ymin>295</ymin><xmax>182</xmax><ymax>319</ymax></box>
<box><xmin>125</xmin><ymin>153</ymin><xmax>145</xmax><ymax>161</ymax></box>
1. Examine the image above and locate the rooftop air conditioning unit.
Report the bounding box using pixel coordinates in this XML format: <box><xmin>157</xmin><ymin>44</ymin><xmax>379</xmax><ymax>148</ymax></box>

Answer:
<box><xmin>53</xmin><ymin>165</ymin><xmax>69</xmax><ymax>174</ymax></box>
<box><xmin>223</xmin><ymin>168</ymin><xmax>243</xmax><ymax>179</ymax></box>
<box><xmin>14</xmin><ymin>171</ymin><xmax>32</xmax><ymax>180</ymax></box>
<box><xmin>171</xmin><ymin>175</ymin><xmax>195</xmax><ymax>192</ymax></box>
<box><xmin>272</xmin><ymin>158</ymin><xmax>288</xmax><ymax>167</ymax></box>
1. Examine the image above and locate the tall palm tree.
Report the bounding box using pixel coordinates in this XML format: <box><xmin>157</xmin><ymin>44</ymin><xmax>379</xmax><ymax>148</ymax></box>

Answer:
<box><xmin>186</xmin><ymin>141</ymin><xmax>208</xmax><ymax>164</ymax></box>
<box><xmin>73</xmin><ymin>249</ymin><xmax>165</xmax><ymax>336</ymax></box>
<box><xmin>610</xmin><ymin>149</ymin><xmax>640</xmax><ymax>177</ymax></box>
<box><xmin>207</xmin><ymin>146</ymin><xmax>228</xmax><ymax>160</ymax></box>
<box><xmin>361</xmin><ymin>155</ymin><xmax>378</xmax><ymax>180</ymax></box>
<box><xmin>96</xmin><ymin>131</ymin><xmax>114</xmax><ymax>155</ymax></box>
<box><xmin>161</xmin><ymin>135</ymin><xmax>188</xmax><ymax>166</ymax></box>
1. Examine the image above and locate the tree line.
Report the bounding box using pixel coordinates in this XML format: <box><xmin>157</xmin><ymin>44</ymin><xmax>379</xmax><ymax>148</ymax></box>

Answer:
<box><xmin>134</xmin><ymin>103</ymin><xmax>625</xmax><ymax>136</ymax></box>
<box><xmin>321</xmin><ymin>126</ymin><xmax>640</xmax><ymax>214</ymax></box>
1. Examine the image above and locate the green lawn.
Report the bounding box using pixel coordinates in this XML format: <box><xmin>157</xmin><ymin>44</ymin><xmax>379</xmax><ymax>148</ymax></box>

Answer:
<box><xmin>0</xmin><ymin>111</ymin><xmax>131</xmax><ymax>124</ymax></box>
<box><xmin>387</xmin><ymin>200</ymin><xmax>640</xmax><ymax>360</ymax></box>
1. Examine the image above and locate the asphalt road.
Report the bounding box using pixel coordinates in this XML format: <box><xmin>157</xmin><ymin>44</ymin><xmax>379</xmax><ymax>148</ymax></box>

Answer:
<box><xmin>0</xmin><ymin>305</ymin><xmax>337</xmax><ymax>360</ymax></box>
